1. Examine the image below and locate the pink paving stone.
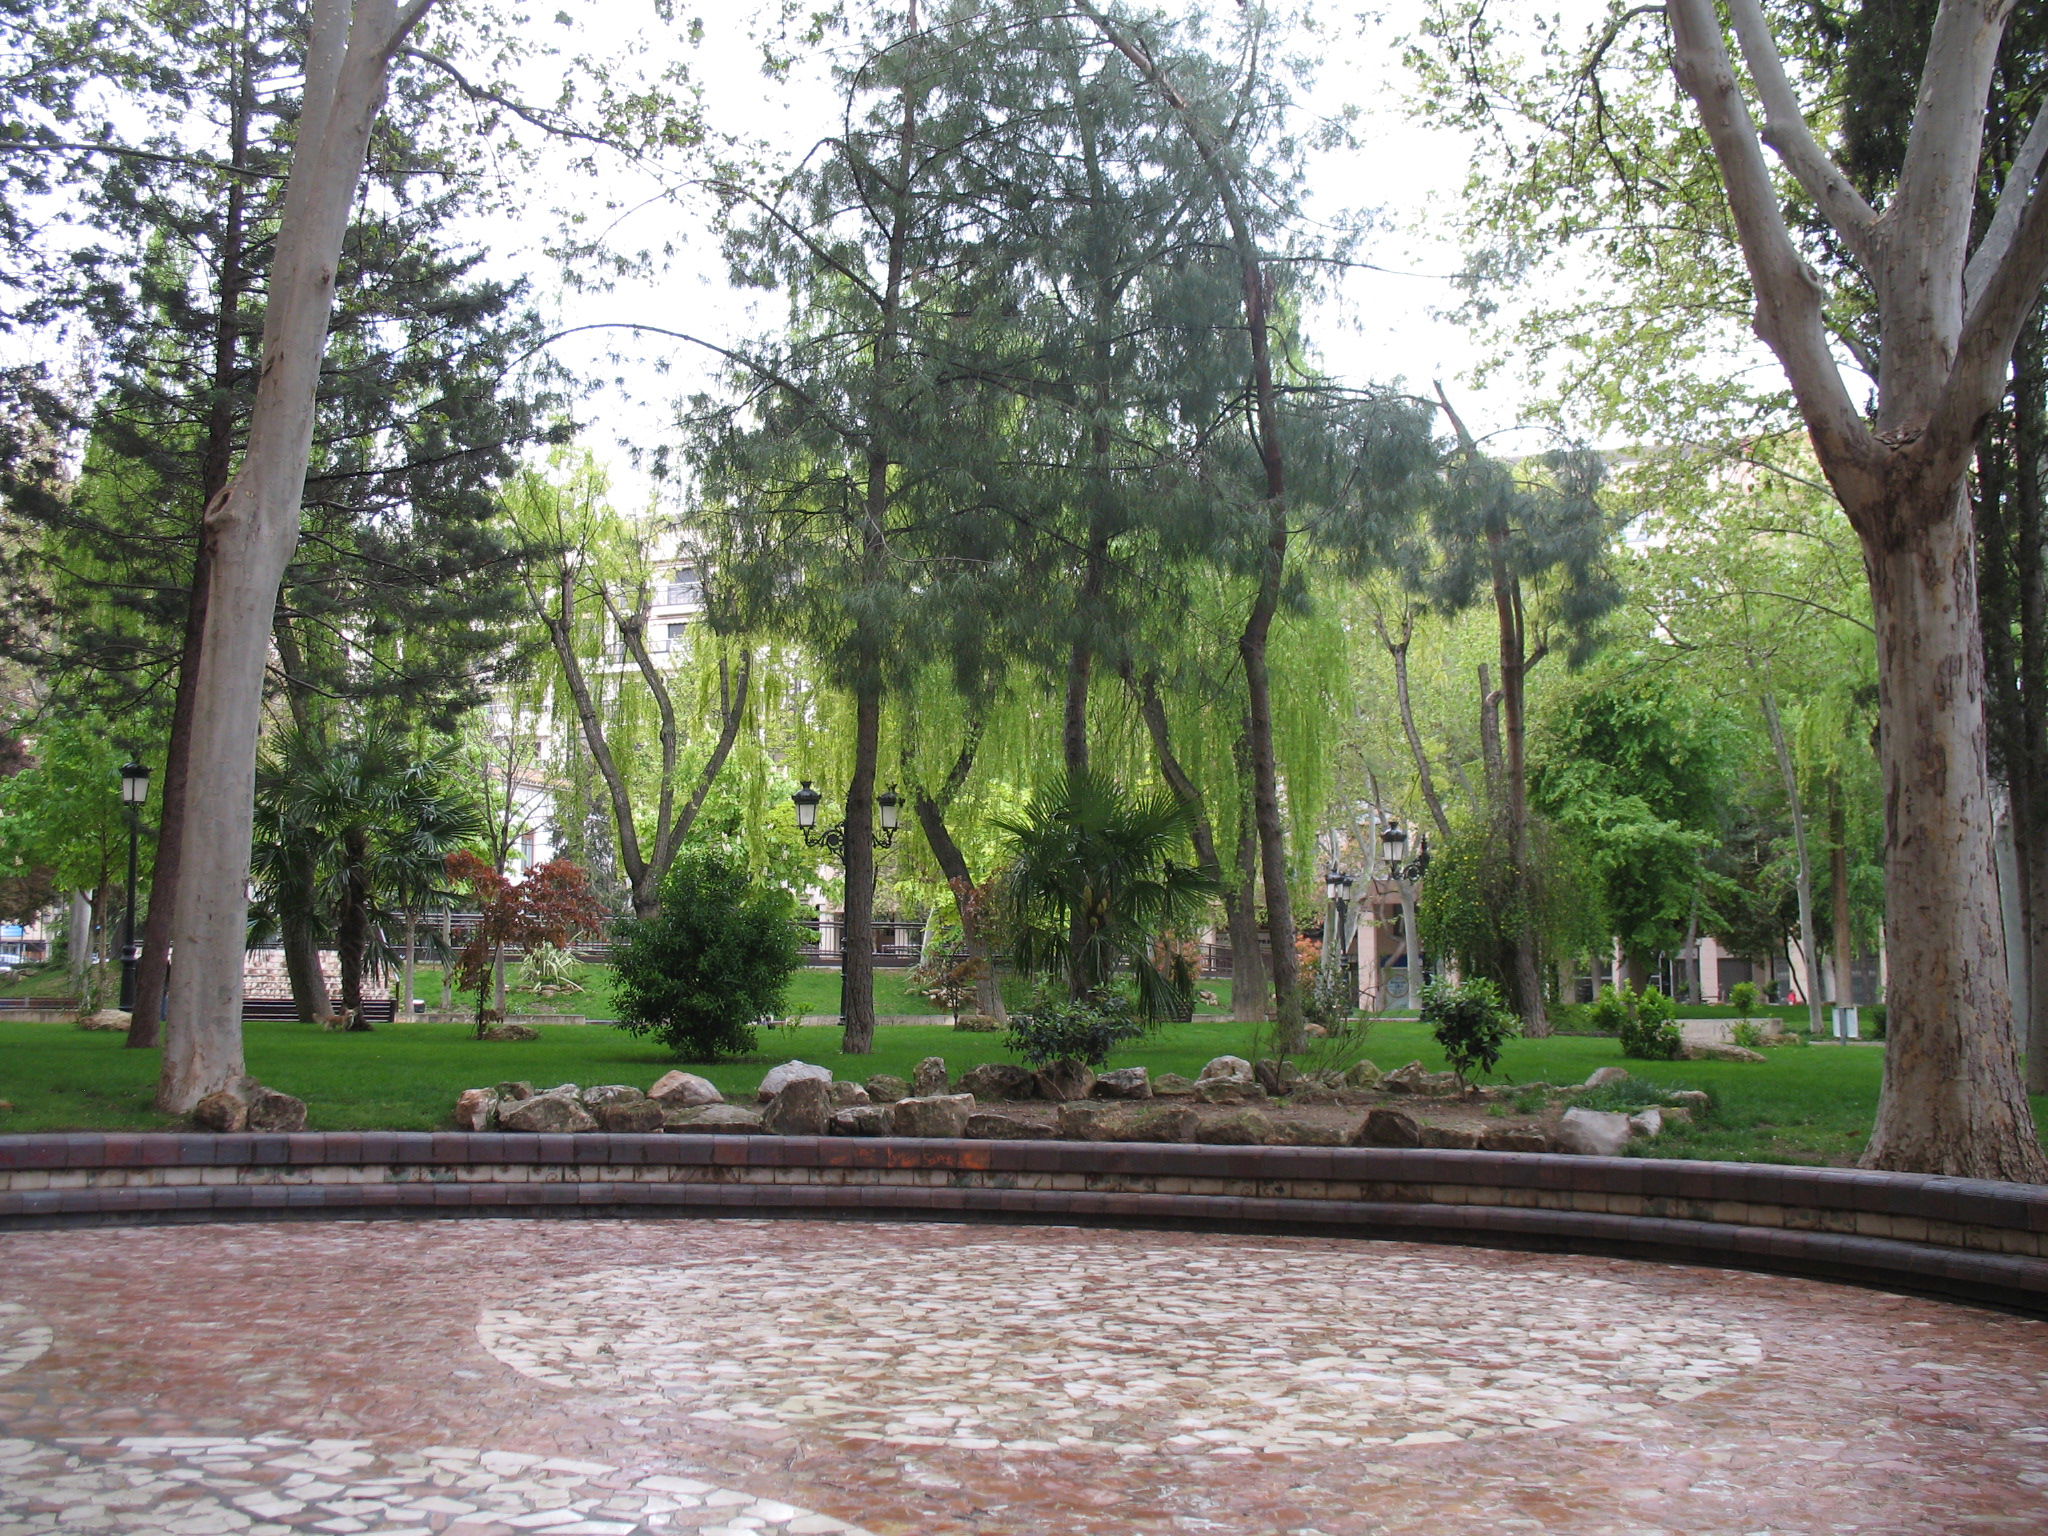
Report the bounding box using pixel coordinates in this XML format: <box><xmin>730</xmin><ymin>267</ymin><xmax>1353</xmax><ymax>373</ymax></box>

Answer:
<box><xmin>0</xmin><ymin>1217</ymin><xmax>2043</xmax><ymax>1534</ymax></box>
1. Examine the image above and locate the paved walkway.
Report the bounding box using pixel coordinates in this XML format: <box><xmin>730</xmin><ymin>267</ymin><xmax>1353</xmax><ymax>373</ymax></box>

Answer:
<box><xmin>2</xmin><ymin>1218</ymin><xmax>2045</xmax><ymax>1534</ymax></box>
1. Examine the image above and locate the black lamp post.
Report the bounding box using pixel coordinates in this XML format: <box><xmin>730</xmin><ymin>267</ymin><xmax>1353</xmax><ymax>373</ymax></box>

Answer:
<box><xmin>118</xmin><ymin>759</ymin><xmax>149</xmax><ymax>1011</ymax></box>
<box><xmin>1324</xmin><ymin>866</ymin><xmax>1357</xmax><ymax>1008</ymax></box>
<box><xmin>791</xmin><ymin>781</ymin><xmax>902</xmax><ymax>857</ymax></box>
<box><xmin>1379</xmin><ymin>821</ymin><xmax>1431</xmax><ymax>1001</ymax></box>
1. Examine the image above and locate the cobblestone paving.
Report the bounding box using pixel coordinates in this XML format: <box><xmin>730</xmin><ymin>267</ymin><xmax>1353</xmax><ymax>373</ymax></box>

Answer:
<box><xmin>2</xmin><ymin>1218</ymin><xmax>2046</xmax><ymax>1534</ymax></box>
<box><xmin>477</xmin><ymin>1246</ymin><xmax>1762</xmax><ymax>1452</ymax></box>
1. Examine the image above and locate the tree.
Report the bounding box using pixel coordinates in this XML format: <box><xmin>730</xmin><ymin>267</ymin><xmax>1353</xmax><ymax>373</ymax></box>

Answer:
<box><xmin>156</xmin><ymin>0</ymin><xmax>443</xmax><ymax>1112</ymax></box>
<box><xmin>509</xmin><ymin>457</ymin><xmax>751</xmax><ymax>920</ymax></box>
<box><xmin>1662</xmin><ymin>0</ymin><xmax>2048</xmax><ymax>1179</ymax></box>
<box><xmin>251</xmin><ymin>722</ymin><xmax>482</xmax><ymax>1024</ymax></box>
<box><xmin>446</xmin><ymin>851</ymin><xmax>606</xmax><ymax>1033</ymax></box>
<box><xmin>611</xmin><ymin>844</ymin><xmax>802</xmax><ymax>1060</ymax></box>
<box><xmin>994</xmin><ymin>768</ymin><xmax>1216</xmax><ymax>1021</ymax></box>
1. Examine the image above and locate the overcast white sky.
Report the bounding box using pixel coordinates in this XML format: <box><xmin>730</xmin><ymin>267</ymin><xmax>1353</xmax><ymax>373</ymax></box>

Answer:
<box><xmin>492</xmin><ymin>0</ymin><xmax>1619</xmax><ymax>509</ymax></box>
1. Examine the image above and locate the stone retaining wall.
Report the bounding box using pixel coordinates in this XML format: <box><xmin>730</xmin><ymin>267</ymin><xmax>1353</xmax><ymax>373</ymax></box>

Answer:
<box><xmin>2</xmin><ymin>1133</ymin><xmax>2042</xmax><ymax>1313</ymax></box>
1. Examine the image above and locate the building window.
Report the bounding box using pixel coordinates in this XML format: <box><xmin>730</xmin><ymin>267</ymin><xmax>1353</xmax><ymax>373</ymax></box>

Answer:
<box><xmin>666</xmin><ymin>621</ymin><xmax>687</xmax><ymax>648</ymax></box>
<box><xmin>519</xmin><ymin>831</ymin><xmax>537</xmax><ymax>868</ymax></box>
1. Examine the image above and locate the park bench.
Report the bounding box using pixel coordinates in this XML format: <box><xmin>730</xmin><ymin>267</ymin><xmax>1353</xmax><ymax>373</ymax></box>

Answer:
<box><xmin>241</xmin><ymin>997</ymin><xmax>398</xmax><ymax>1024</ymax></box>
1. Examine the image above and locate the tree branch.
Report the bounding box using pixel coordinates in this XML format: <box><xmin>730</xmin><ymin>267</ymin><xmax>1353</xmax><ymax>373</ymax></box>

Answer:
<box><xmin>1964</xmin><ymin>92</ymin><xmax>2048</xmax><ymax>311</ymax></box>
<box><xmin>1724</xmin><ymin>0</ymin><xmax>1877</xmax><ymax>265</ymax></box>
<box><xmin>1664</xmin><ymin>0</ymin><xmax>1882</xmax><ymax>501</ymax></box>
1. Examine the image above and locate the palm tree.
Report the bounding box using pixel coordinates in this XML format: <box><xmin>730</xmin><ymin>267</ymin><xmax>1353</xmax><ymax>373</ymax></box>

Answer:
<box><xmin>995</xmin><ymin>769</ymin><xmax>1218</xmax><ymax>1020</ymax></box>
<box><xmin>252</xmin><ymin>724</ymin><xmax>484</xmax><ymax>1025</ymax></box>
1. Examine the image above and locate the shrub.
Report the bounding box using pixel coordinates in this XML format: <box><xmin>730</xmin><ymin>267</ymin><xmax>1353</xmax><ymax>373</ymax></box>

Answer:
<box><xmin>1590</xmin><ymin>982</ymin><xmax>1686</xmax><ymax>1060</ymax></box>
<box><xmin>610</xmin><ymin>848</ymin><xmax>802</xmax><ymax>1059</ymax></box>
<box><xmin>1420</xmin><ymin>976</ymin><xmax>1520</xmax><ymax>1088</ymax></box>
<box><xmin>1863</xmin><ymin>1004</ymin><xmax>1887</xmax><ymax>1040</ymax></box>
<box><xmin>1004</xmin><ymin>991</ymin><xmax>1145</xmax><ymax>1070</ymax></box>
<box><xmin>1730</xmin><ymin>1018</ymin><xmax>1766</xmax><ymax>1050</ymax></box>
<box><xmin>1575</xmin><ymin>1072</ymin><xmax>1681</xmax><ymax>1114</ymax></box>
<box><xmin>1727</xmin><ymin>980</ymin><xmax>1761</xmax><ymax>1018</ymax></box>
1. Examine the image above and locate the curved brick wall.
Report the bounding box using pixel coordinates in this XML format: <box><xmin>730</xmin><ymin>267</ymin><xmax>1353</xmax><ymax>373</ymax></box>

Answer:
<box><xmin>2</xmin><ymin>1132</ymin><xmax>2044</xmax><ymax>1313</ymax></box>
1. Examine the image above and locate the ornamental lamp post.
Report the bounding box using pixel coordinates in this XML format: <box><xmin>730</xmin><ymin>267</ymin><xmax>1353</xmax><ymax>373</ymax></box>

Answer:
<box><xmin>790</xmin><ymin>781</ymin><xmax>904</xmax><ymax>1024</ymax></box>
<box><xmin>1379</xmin><ymin>821</ymin><xmax>1429</xmax><ymax>1008</ymax></box>
<box><xmin>118</xmin><ymin>759</ymin><xmax>150</xmax><ymax>1012</ymax></box>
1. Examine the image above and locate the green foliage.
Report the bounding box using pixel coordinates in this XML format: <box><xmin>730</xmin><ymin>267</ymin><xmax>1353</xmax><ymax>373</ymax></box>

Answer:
<box><xmin>610</xmin><ymin>849</ymin><xmax>802</xmax><ymax>1060</ymax></box>
<box><xmin>1003</xmin><ymin>991</ymin><xmax>1145</xmax><ymax>1071</ymax></box>
<box><xmin>1416</xmin><ymin>805</ymin><xmax>1605</xmax><ymax>992</ymax></box>
<box><xmin>994</xmin><ymin>769</ymin><xmax>1216</xmax><ymax>1020</ymax></box>
<box><xmin>1576</xmin><ymin>1073</ymin><xmax>1695</xmax><ymax>1116</ymax></box>
<box><xmin>1420</xmin><ymin>976</ymin><xmax>1520</xmax><ymax>1087</ymax></box>
<box><xmin>1730</xmin><ymin>1018</ymin><xmax>1766</xmax><ymax>1051</ymax></box>
<box><xmin>515</xmin><ymin>944</ymin><xmax>582</xmax><ymax>995</ymax></box>
<box><xmin>1727</xmin><ymin>980</ymin><xmax>1761</xmax><ymax>1018</ymax></box>
<box><xmin>1590</xmin><ymin>983</ymin><xmax>1684</xmax><ymax>1061</ymax></box>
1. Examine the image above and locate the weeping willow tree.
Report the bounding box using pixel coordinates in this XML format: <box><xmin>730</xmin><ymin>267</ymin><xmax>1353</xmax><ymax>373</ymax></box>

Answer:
<box><xmin>504</xmin><ymin>453</ymin><xmax>755</xmax><ymax>919</ymax></box>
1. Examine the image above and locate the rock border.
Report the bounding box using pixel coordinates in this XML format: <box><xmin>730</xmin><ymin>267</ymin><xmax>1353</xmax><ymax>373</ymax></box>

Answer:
<box><xmin>1</xmin><ymin>1131</ymin><xmax>2043</xmax><ymax>1315</ymax></box>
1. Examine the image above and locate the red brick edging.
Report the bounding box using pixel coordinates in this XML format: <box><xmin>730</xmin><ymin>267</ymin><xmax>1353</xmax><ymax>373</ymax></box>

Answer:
<box><xmin>3</xmin><ymin>1132</ymin><xmax>2044</xmax><ymax>1312</ymax></box>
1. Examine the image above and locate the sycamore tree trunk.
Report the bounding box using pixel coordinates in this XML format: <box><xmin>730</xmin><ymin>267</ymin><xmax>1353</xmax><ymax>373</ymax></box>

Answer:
<box><xmin>1667</xmin><ymin>0</ymin><xmax>2048</xmax><ymax>1177</ymax></box>
<box><xmin>910</xmin><ymin>714</ymin><xmax>1005</xmax><ymax>1024</ymax></box>
<box><xmin>159</xmin><ymin>0</ymin><xmax>437</xmax><ymax>1112</ymax></box>
<box><xmin>1861</xmin><ymin>499</ymin><xmax>2044</xmax><ymax>1176</ymax></box>
<box><xmin>1229</xmin><ymin>729</ymin><xmax>1267</xmax><ymax>1022</ymax></box>
<box><xmin>1828</xmin><ymin>786</ymin><xmax>1857</xmax><ymax>1018</ymax></box>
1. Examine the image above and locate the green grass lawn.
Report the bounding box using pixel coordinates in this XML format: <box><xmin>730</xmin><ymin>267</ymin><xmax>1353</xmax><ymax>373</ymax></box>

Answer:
<box><xmin>4</xmin><ymin>1011</ymin><xmax>2036</xmax><ymax>1168</ymax></box>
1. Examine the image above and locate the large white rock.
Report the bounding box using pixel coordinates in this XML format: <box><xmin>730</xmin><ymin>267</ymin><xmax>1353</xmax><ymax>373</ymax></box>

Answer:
<box><xmin>1198</xmin><ymin>1055</ymin><xmax>1253</xmax><ymax>1083</ymax></box>
<box><xmin>1554</xmin><ymin>1106</ymin><xmax>1634</xmax><ymax>1157</ymax></box>
<box><xmin>1627</xmin><ymin>1107</ymin><xmax>1665</xmax><ymax>1139</ymax></box>
<box><xmin>648</xmin><ymin>1071</ymin><xmax>723</xmax><ymax>1107</ymax></box>
<box><xmin>1582</xmin><ymin>1066</ymin><xmax>1631</xmax><ymax>1089</ymax></box>
<box><xmin>756</xmin><ymin>1060</ymin><xmax>833</xmax><ymax>1102</ymax></box>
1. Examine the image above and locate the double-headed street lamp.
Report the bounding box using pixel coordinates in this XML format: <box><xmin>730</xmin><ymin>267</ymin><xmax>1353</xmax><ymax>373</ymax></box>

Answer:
<box><xmin>1378</xmin><ymin>821</ymin><xmax>1430</xmax><ymax>1007</ymax></box>
<box><xmin>1323</xmin><ymin>865</ymin><xmax>1358</xmax><ymax>1007</ymax></box>
<box><xmin>791</xmin><ymin>781</ymin><xmax>902</xmax><ymax>856</ymax></box>
<box><xmin>118</xmin><ymin>759</ymin><xmax>150</xmax><ymax>1012</ymax></box>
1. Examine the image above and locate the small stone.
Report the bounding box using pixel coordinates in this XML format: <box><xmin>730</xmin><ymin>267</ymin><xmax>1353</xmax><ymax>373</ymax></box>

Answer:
<box><xmin>581</xmin><ymin>1084</ymin><xmax>646</xmax><ymax>1108</ymax></box>
<box><xmin>594</xmin><ymin>1100</ymin><xmax>665</xmax><ymax>1134</ymax></box>
<box><xmin>500</xmin><ymin>1094</ymin><xmax>599</xmax><ymax>1134</ymax></box>
<box><xmin>1480</xmin><ymin>1127</ymin><xmax>1550</xmax><ymax>1153</ymax></box>
<box><xmin>1627</xmin><ymin>1107</ymin><xmax>1665</xmax><ymax>1139</ymax></box>
<box><xmin>957</xmin><ymin>1062</ymin><xmax>1037</xmax><ymax>1101</ymax></box>
<box><xmin>1419</xmin><ymin>1124</ymin><xmax>1482</xmax><ymax>1149</ymax></box>
<box><xmin>495</xmin><ymin>1081</ymin><xmax>535</xmax><ymax>1101</ymax></box>
<box><xmin>828</xmin><ymin>1105</ymin><xmax>889</xmax><ymax>1136</ymax></box>
<box><xmin>952</xmin><ymin>1012</ymin><xmax>1001</xmax><ymax>1032</ymax></box>
<box><xmin>76</xmin><ymin>1009</ymin><xmax>132</xmax><ymax>1032</ymax></box>
<box><xmin>1195</xmin><ymin>1108</ymin><xmax>1276</xmax><ymax>1145</ymax></box>
<box><xmin>663</xmin><ymin>1103</ymin><xmax>768</xmax><ymax>1134</ymax></box>
<box><xmin>1555</xmin><ymin>1106</ymin><xmax>1635</xmax><ymax>1156</ymax></box>
<box><xmin>891</xmin><ymin>1093</ymin><xmax>974</xmax><ymax>1138</ymax></box>
<box><xmin>1253</xmin><ymin>1058</ymin><xmax>1302</xmax><ymax>1097</ymax></box>
<box><xmin>1688</xmin><ymin>1042</ymin><xmax>1767</xmax><ymax>1063</ymax></box>
<box><xmin>1033</xmin><ymin>1060</ymin><xmax>1097</xmax><ymax>1102</ymax></box>
<box><xmin>827</xmin><ymin>1080</ymin><xmax>871</xmax><ymax>1106</ymax></box>
<box><xmin>1381</xmin><ymin>1061</ymin><xmax>1429</xmax><ymax>1094</ymax></box>
<box><xmin>1665</xmin><ymin>1089</ymin><xmax>1712</xmax><ymax>1109</ymax></box>
<box><xmin>1193</xmin><ymin>1076</ymin><xmax>1267</xmax><ymax>1105</ymax></box>
<box><xmin>762</xmin><ymin>1077</ymin><xmax>833</xmax><ymax>1136</ymax></box>
<box><xmin>1091</xmin><ymin>1066</ymin><xmax>1152</xmax><ymax>1100</ymax></box>
<box><xmin>1352</xmin><ymin>1107</ymin><xmax>1422</xmax><ymax>1147</ymax></box>
<box><xmin>1197</xmin><ymin>1055</ymin><xmax>1253</xmax><ymax>1083</ymax></box>
<box><xmin>1583</xmin><ymin>1066</ymin><xmax>1631</xmax><ymax>1089</ymax></box>
<box><xmin>1345</xmin><ymin>1059</ymin><xmax>1384</xmax><ymax>1088</ymax></box>
<box><xmin>965</xmin><ymin>1111</ymin><xmax>1040</xmax><ymax>1139</ymax></box>
<box><xmin>1302</xmin><ymin>1021</ymin><xmax>1329</xmax><ymax>1038</ymax></box>
<box><xmin>1151</xmin><ymin>1072</ymin><xmax>1197</xmax><ymax>1097</ymax></box>
<box><xmin>648</xmin><ymin>1071</ymin><xmax>723</xmax><ymax>1108</ymax></box>
<box><xmin>192</xmin><ymin>1088</ymin><xmax>249</xmax><ymax>1134</ymax></box>
<box><xmin>479</xmin><ymin>1023</ymin><xmax>540</xmax><ymax>1042</ymax></box>
<box><xmin>911</xmin><ymin>1056</ymin><xmax>951</xmax><ymax>1097</ymax></box>
<box><xmin>1661</xmin><ymin>1105</ymin><xmax>1694</xmax><ymax>1125</ymax></box>
<box><xmin>864</xmin><ymin>1073</ymin><xmax>910</xmax><ymax>1103</ymax></box>
<box><xmin>1268</xmin><ymin>1116</ymin><xmax>1343</xmax><ymax>1146</ymax></box>
<box><xmin>1288</xmin><ymin>1084</ymin><xmax>1341</xmax><ymax>1105</ymax></box>
<box><xmin>757</xmin><ymin>1060</ymin><xmax>833</xmax><ymax>1101</ymax></box>
<box><xmin>1056</xmin><ymin>1102</ymin><xmax>1197</xmax><ymax>1143</ymax></box>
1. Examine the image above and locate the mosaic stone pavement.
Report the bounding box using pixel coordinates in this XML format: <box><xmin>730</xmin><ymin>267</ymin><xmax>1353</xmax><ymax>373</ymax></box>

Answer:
<box><xmin>3</xmin><ymin>1218</ymin><xmax>2048</xmax><ymax>1534</ymax></box>
<box><xmin>476</xmin><ymin>1246</ymin><xmax>1762</xmax><ymax>1452</ymax></box>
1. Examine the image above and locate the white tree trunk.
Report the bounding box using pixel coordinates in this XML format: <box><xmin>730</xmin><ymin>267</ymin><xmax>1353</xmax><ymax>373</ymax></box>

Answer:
<box><xmin>158</xmin><ymin>0</ymin><xmax>438</xmax><ymax>1112</ymax></box>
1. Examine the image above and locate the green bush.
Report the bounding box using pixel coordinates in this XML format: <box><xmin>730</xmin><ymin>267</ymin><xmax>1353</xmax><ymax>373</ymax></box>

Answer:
<box><xmin>610</xmin><ymin>848</ymin><xmax>802</xmax><ymax>1059</ymax></box>
<box><xmin>1004</xmin><ymin>991</ymin><xmax>1145</xmax><ymax>1069</ymax></box>
<box><xmin>1727</xmin><ymin>980</ymin><xmax>1761</xmax><ymax>1017</ymax></box>
<box><xmin>1420</xmin><ymin>976</ymin><xmax>1520</xmax><ymax>1088</ymax></box>
<box><xmin>1863</xmin><ymin>1004</ymin><xmax>1886</xmax><ymax>1040</ymax></box>
<box><xmin>1589</xmin><ymin>982</ymin><xmax>1685</xmax><ymax>1060</ymax></box>
<box><xmin>1730</xmin><ymin>1018</ymin><xmax>1766</xmax><ymax>1050</ymax></box>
